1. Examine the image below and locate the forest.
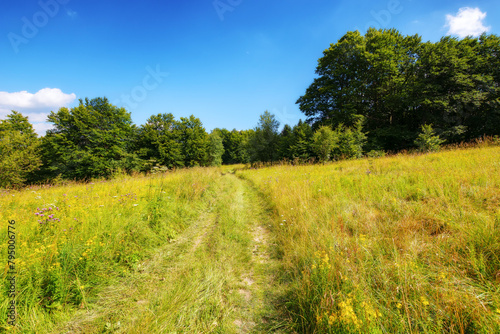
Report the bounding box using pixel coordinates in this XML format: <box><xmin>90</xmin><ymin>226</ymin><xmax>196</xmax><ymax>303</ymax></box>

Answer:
<box><xmin>1</xmin><ymin>28</ymin><xmax>499</xmax><ymax>188</ymax></box>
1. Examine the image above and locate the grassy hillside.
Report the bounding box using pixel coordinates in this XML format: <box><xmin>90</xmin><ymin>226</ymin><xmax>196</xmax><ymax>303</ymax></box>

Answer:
<box><xmin>0</xmin><ymin>168</ymin><xmax>220</xmax><ymax>332</ymax></box>
<box><xmin>238</xmin><ymin>145</ymin><xmax>500</xmax><ymax>333</ymax></box>
<box><xmin>2</xmin><ymin>145</ymin><xmax>500</xmax><ymax>333</ymax></box>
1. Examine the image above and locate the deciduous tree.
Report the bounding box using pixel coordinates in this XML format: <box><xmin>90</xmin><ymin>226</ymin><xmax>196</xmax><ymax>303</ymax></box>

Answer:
<box><xmin>0</xmin><ymin>111</ymin><xmax>41</xmax><ymax>188</ymax></box>
<box><xmin>40</xmin><ymin>97</ymin><xmax>137</xmax><ymax>180</ymax></box>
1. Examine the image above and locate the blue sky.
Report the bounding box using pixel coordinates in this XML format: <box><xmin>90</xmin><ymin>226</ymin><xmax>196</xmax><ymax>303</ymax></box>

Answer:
<box><xmin>1</xmin><ymin>0</ymin><xmax>498</xmax><ymax>135</ymax></box>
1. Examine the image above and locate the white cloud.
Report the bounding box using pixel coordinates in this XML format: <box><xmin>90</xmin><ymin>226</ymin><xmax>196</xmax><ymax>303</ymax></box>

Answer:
<box><xmin>23</xmin><ymin>112</ymin><xmax>50</xmax><ymax>123</ymax></box>
<box><xmin>32</xmin><ymin>122</ymin><xmax>55</xmax><ymax>135</ymax></box>
<box><xmin>445</xmin><ymin>7</ymin><xmax>491</xmax><ymax>38</ymax></box>
<box><xmin>0</xmin><ymin>88</ymin><xmax>76</xmax><ymax>136</ymax></box>
<box><xmin>0</xmin><ymin>107</ymin><xmax>10</xmax><ymax>119</ymax></box>
<box><xmin>0</xmin><ymin>88</ymin><xmax>76</xmax><ymax>109</ymax></box>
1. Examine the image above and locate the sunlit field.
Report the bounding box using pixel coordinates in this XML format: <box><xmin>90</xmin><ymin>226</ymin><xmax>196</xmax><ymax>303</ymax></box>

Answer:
<box><xmin>2</xmin><ymin>146</ymin><xmax>500</xmax><ymax>333</ymax></box>
<box><xmin>238</xmin><ymin>145</ymin><xmax>500</xmax><ymax>333</ymax></box>
<box><xmin>1</xmin><ymin>168</ymin><xmax>219</xmax><ymax>332</ymax></box>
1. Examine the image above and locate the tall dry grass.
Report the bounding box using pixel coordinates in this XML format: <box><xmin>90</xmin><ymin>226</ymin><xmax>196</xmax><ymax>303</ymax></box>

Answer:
<box><xmin>239</xmin><ymin>146</ymin><xmax>500</xmax><ymax>333</ymax></box>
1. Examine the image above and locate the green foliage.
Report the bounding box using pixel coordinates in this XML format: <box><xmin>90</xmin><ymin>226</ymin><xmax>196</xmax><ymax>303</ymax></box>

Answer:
<box><xmin>207</xmin><ymin>130</ymin><xmax>225</xmax><ymax>166</ymax></box>
<box><xmin>236</xmin><ymin>129</ymin><xmax>253</xmax><ymax>163</ymax></box>
<box><xmin>0</xmin><ymin>111</ymin><xmax>41</xmax><ymax>188</ymax></box>
<box><xmin>176</xmin><ymin>115</ymin><xmax>209</xmax><ymax>167</ymax></box>
<box><xmin>218</xmin><ymin>128</ymin><xmax>251</xmax><ymax>164</ymax></box>
<box><xmin>414</xmin><ymin>124</ymin><xmax>445</xmax><ymax>152</ymax></box>
<box><xmin>218</xmin><ymin>128</ymin><xmax>232</xmax><ymax>164</ymax></box>
<box><xmin>366</xmin><ymin>150</ymin><xmax>386</xmax><ymax>158</ymax></box>
<box><xmin>311</xmin><ymin>125</ymin><xmax>337</xmax><ymax>162</ymax></box>
<box><xmin>297</xmin><ymin>29</ymin><xmax>500</xmax><ymax>151</ymax></box>
<box><xmin>248</xmin><ymin>111</ymin><xmax>280</xmax><ymax>162</ymax></box>
<box><xmin>289</xmin><ymin>120</ymin><xmax>313</xmax><ymax>160</ymax></box>
<box><xmin>40</xmin><ymin>97</ymin><xmax>137</xmax><ymax>180</ymax></box>
<box><xmin>333</xmin><ymin>119</ymin><xmax>367</xmax><ymax>159</ymax></box>
<box><xmin>278</xmin><ymin>124</ymin><xmax>293</xmax><ymax>160</ymax></box>
<box><xmin>136</xmin><ymin>113</ymin><xmax>184</xmax><ymax>169</ymax></box>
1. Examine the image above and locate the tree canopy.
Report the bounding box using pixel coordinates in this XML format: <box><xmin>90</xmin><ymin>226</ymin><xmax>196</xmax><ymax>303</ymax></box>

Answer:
<box><xmin>248</xmin><ymin>111</ymin><xmax>280</xmax><ymax>162</ymax></box>
<box><xmin>40</xmin><ymin>97</ymin><xmax>137</xmax><ymax>180</ymax></box>
<box><xmin>297</xmin><ymin>29</ymin><xmax>500</xmax><ymax>151</ymax></box>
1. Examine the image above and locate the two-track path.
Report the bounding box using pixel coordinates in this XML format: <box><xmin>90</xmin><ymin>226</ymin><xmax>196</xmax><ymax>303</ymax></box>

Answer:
<box><xmin>56</xmin><ymin>173</ymin><xmax>289</xmax><ymax>334</ymax></box>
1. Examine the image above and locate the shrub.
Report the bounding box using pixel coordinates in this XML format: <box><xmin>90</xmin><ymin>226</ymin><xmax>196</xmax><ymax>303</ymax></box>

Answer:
<box><xmin>414</xmin><ymin>124</ymin><xmax>445</xmax><ymax>152</ymax></box>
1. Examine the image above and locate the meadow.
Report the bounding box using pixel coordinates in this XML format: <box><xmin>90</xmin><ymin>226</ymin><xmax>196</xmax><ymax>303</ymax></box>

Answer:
<box><xmin>1</xmin><ymin>144</ymin><xmax>500</xmax><ymax>333</ymax></box>
<box><xmin>238</xmin><ymin>144</ymin><xmax>500</xmax><ymax>333</ymax></box>
<box><xmin>0</xmin><ymin>168</ymin><xmax>221</xmax><ymax>332</ymax></box>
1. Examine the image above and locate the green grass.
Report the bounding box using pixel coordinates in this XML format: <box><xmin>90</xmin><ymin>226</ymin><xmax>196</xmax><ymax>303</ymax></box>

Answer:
<box><xmin>2</xmin><ymin>146</ymin><xmax>500</xmax><ymax>333</ymax></box>
<box><xmin>1</xmin><ymin>168</ymin><xmax>287</xmax><ymax>333</ymax></box>
<box><xmin>116</xmin><ymin>173</ymin><xmax>287</xmax><ymax>333</ymax></box>
<box><xmin>0</xmin><ymin>168</ymin><xmax>219</xmax><ymax>332</ymax></box>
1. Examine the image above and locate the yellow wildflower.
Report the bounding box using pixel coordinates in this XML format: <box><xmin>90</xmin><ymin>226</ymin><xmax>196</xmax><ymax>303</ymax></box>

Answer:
<box><xmin>322</xmin><ymin>253</ymin><xmax>329</xmax><ymax>264</ymax></box>
<box><xmin>338</xmin><ymin>298</ymin><xmax>360</xmax><ymax>328</ymax></box>
<box><xmin>361</xmin><ymin>301</ymin><xmax>381</xmax><ymax>319</ymax></box>
<box><xmin>420</xmin><ymin>296</ymin><xmax>430</xmax><ymax>306</ymax></box>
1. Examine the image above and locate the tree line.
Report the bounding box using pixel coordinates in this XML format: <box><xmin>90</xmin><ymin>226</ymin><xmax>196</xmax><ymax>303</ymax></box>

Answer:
<box><xmin>1</xmin><ymin>28</ymin><xmax>499</xmax><ymax>188</ymax></box>
<box><xmin>0</xmin><ymin>99</ymin><xmax>368</xmax><ymax>188</ymax></box>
